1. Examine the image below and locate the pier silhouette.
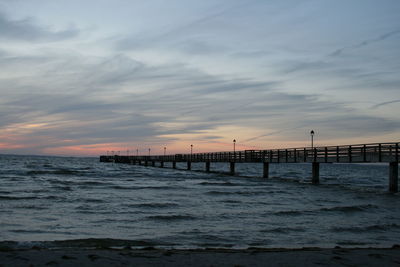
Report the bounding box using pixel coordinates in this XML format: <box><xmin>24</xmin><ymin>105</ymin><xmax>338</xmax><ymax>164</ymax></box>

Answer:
<box><xmin>100</xmin><ymin>142</ymin><xmax>399</xmax><ymax>192</ymax></box>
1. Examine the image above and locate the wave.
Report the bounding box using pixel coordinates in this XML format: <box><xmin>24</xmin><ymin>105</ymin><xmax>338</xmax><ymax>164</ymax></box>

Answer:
<box><xmin>14</xmin><ymin>204</ymin><xmax>48</xmax><ymax>210</ymax></box>
<box><xmin>0</xmin><ymin>238</ymin><xmax>165</xmax><ymax>250</ymax></box>
<box><xmin>27</xmin><ymin>169</ymin><xmax>79</xmax><ymax>176</ymax></box>
<box><xmin>320</xmin><ymin>204</ymin><xmax>377</xmax><ymax>213</ymax></box>
<box><xmin>111</xmin><ymin>185</ymin><xmax>185</xmax><ymax>190</ymax></box>
<box><xmin>273</xmin><ymin>210</ymin><xmax>303</xmax><ymax>216</ymax></box>
<box><xmin>205</xmin><ymin>190</ymin><xmax>264</xmax><ymax>196</ymax></box>
<box><xmin>260</xmin><ymin>227</ymin><xmax>305</xmax><ymax>233</ymax></box>
<box><xmin>199</xmin><ymin>182</ymin><xmax>238</xmax><ymax>186</ymax></box>
<box><xmin>125</xmin><ymin>202</ymin><xmax>179</xmax><ymax>208</ymax></box>
<box><xmin>78</xmin><ymin>198</ymin><xmax>105</xmax><ymax>203</ymax></box>
<box><xmin>0</xmin><ymin>195</ymin><xmax>38</xmax><ymax>200</ymax></box>
<box><xmin>222</xmin><ymin>199</ymin><xmax>243</xmax><ymax>203</ymax></box>
<box><xmin>147</xmin><ymin>214</ymin><xmax>196</xmax><ymax>221</ymax></box>
<box><xmin>331</xmin><ymin>223</ymin><xmax>400</xmax><ymax>233</ymax></box>
<box><xmin>78</xmin><ymin>181</ymin><xmax>111</xmax><ymax>186</ymax></box>
<box><xmin>272</xmin><ymin>204</ymin><xmax>377</xmax><ymax>216</ymax></box>
<box><xmin>43</xmin><ymin>195</ymin><xmax>63</xmax><ymax>200</ymax></box>
<box><xmin>10</xmin><ymin>229</ymin><xmax>64</xmax><ymax>234</ymax></box>
<box><xmin>52</xmin><ymin>185</ymin><xmax>73</xmax><ymax>191</ymax></box>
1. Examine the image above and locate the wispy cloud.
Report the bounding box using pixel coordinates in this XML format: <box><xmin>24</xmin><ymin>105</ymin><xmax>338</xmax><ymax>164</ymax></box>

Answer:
<box><xmin>371</xmin><ymin>99</ymin><xmax>400</xmax><ymax>109</ymax></box>
<box><xmin>329</xmin><ymin>29</ymin><xmax>400</xmax><ymax>57</ymax></box>
<box><xmin>0</xmin><ymin>12</ymin><xmax>79</xmax><ymax>42</ymax></box>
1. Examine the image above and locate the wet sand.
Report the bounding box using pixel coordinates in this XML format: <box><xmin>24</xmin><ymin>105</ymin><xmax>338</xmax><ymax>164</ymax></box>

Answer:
<box><xmin>1</xmin><ymin>247</ymin><xmax>400</xmax><ymax>266</ymax></box>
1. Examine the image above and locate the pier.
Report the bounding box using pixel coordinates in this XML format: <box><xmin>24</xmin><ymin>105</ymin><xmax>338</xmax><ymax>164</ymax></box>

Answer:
<box><xmin>100</xmin><ymin>142</ymin><xmax>399</xmax><ymax>192</ymax></box>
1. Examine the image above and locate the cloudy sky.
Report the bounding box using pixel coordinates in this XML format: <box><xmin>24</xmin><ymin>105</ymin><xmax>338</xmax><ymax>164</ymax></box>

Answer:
<box><xmin>0</xmin><ymin>0</ymin><xmax>399</xmax><ymax>156</ymax></box>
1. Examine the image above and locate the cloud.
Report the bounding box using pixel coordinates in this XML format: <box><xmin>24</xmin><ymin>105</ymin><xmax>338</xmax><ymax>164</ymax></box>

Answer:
<box><xmin>1</xmin><ymin>5</ymin><xmax>399</xmax><ymax>156</ymax></box>
<box><xmin>114</xmin><ymin>1</ymin><xmax>257</xmax><ymax>54</ymax></box>
<box><xmin>371</xmin><ymin>99</ymin><xmax>400</xmax><ymax>109</ymax></box>
<box><xmin>329</xmin><ymin>29</ymin><xmax>400</xmax><ymax>57</ymax></box>
<box><xmin>0</xmin><ymin>12</ymin><xmax>79</xmax><ymax>42</ymax></box>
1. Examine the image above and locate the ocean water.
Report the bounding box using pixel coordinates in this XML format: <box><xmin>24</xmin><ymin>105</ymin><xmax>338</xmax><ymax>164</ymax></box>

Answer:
<box><xmin>1</xmin><ymin>154</ymin><xmax>399</xmax><ymax>249</ymax></box>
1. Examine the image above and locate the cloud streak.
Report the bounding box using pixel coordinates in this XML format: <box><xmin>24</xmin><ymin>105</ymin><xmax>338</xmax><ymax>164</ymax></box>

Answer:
<box><xmin>371</xmin><ymin>99</ymin><xmax>400</xmax><ymax>109</ymax></box>
<box><xmin>329</xmin><ymin>29</ymin><xmax>400</xmax><ymax>57</ymax></box>
<box><xmin>0</xmin><ymin>12</ymin><xmax>79</xmax><ymax>42</ymax></box>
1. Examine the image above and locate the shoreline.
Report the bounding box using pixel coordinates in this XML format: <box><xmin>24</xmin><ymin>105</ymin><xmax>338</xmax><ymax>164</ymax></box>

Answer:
<box><xmin>1</xmin><ymin>246</ymin><xmax>400</xmax><ymax>266</ymax></box>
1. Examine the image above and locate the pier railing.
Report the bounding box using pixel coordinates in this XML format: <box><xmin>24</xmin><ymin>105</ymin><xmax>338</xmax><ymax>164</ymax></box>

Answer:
<box><xmin>101</xmin><ymin>142</ymin><xmax>399</xmax><ymax>164</ymax></box>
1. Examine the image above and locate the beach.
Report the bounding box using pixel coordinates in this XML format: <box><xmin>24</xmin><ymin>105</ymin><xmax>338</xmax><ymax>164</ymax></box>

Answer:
<box><xmin>1</xmin><ymin>247</ymin><xmax>400</xmax><ymax>266</ymax></box>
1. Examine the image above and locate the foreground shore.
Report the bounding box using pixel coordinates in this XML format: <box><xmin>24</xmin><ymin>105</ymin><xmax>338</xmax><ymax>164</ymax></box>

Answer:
<box><xmin>1</xmin><ymin>247</ymin><xmax>400</xmax><ymax>266</ymax></box>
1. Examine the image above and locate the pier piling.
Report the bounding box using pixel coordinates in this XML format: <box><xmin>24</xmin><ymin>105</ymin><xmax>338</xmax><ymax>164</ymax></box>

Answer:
<box><xmin>206</xmin><ymin>161</ymin><xmax>210</xmax><ymax>172</ymax></box>
<box><xmin>187</xmin><ymin>161</ymin><xmax>191</xmax><ymax>170</ymax></box>
<box><xmin>312</xmin><ymin>162</ymin><xmax>320</xmax><ymax>184</ymax></box>
<box><xmin>230</xmin><ymin>162</ymin><xmax>235</xmax><ymax>176</ymax></box>
<box><xmin>389</xmin><ymin>162</ymin><xmax>398</xmax><ymax>193</ymax></box>
<box><xmin>263</xmin><ymin>162</ymin><xmax>269</xmax><ymax>178</ymax></box>
<box><xmin>173</xmin><ymin>161</ymin><xmax>176</xmax><ymax>169</ymax></box>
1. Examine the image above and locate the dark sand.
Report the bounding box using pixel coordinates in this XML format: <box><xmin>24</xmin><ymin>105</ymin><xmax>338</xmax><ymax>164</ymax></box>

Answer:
<box><xmin>1</xmin><ymin>247</ymin><xmax>400</xmax><ymax>266</ymax></box>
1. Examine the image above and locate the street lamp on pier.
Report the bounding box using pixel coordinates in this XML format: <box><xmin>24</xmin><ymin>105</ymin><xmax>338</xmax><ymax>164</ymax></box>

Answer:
<box><xmin>310</xmin><ymin>130</ymin><xmax>315</xmax><ymax>149</ymax></box>
<box><xmin>233</xmin><ymin>139</ymin><xmax>236</xmax><ymax>153</ymax></box>
<box><xmin>164</xmin><ymin>147</ymin><xmax>166</xmax><ymax>156</ymax></box>
<box><xmin>148</xmin><ymin>148</ymin><xmax>151</xmax><ymax>156</ymax></box>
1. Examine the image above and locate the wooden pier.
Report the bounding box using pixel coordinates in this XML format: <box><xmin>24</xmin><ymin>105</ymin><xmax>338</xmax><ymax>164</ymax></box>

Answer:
<box><xmin>100</xmin><ymin>142</ymin><xmax>399</xmax><ymax>192</ymax></box>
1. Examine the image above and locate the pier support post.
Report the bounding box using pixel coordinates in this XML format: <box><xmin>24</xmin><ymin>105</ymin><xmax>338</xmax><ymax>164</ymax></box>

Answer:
<box><xmin>230</xmin><ymin>162</ymin><xmax>235</xmax><ymax>176</ymax></box>
<box><xmin>144</xmin><ymin>161</ymin><xmax>148</xmax><ymax>166</ymax></box>
<box><xmin>172</xmin><ymin>161</ymin><xmax>176</xmax><ymax>169</ymax></box>
<box><xmin>263</xmin><ymin>162</ymin><xmax>269</xmax><ymax>178</ymax></box>
<box><xmin>389</xmin><ymin>162</ymin><xmax>398</xmax><ymax>193</ymax></box>
<box><xmin>312</xmin><ymin>162</ymin><xmax>320</xmax><ymax>184</ymax></box>
<box><xmin>152</xmin><ymin>161</ymin><xmax>155</xmax><ymax>167</ymax></box>
<box><xmin>187</xmin><ymin>161</ymin><xmax>191</xmax><ymax>170</ymax></box>
<box><xmin>206</xmin><ymin>161</ymin><xmax>210</xmax><ymax>172</ymax></box>
<box><xmin>160</xmin><ymin>161</ymin><xmax>164</xmax><ymax>168</ymax></box>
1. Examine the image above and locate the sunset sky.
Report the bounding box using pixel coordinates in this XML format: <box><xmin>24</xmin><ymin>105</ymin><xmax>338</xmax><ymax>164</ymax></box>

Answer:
<box><xmin>0</xmin><ymin>0</ymin><xmax>399</xmax><ymax>156</ymax></box>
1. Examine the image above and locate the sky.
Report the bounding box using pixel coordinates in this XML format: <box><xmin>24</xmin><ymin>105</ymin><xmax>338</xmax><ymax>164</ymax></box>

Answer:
<box><xmin>0</xmin><ymin>0</ymin><xmax>399</xmax><ymax>156</ymax></box>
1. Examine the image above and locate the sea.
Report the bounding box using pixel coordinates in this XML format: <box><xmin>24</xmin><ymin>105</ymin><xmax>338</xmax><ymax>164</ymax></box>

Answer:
<box><xmin>1</xmin><ymin>154</ymin><xmax>399</xmax><ymax>249</ymax></box>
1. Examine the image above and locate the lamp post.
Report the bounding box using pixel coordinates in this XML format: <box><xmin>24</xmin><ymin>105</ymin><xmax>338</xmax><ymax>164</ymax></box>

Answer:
<box><xmin>136</xmin><ymin>148</ymin><xmax>139</xmax><ymax>156</ymax></box>
<box><xmin>148</xmin><ymin>148</ymin><xmax>151</xmax><ymax>156</ymax></box>
<box><xmin>190</xmin><ymin>144</ymin><xmax>193</xmax><ymax>159</ymax></box>
<box><xmin>233</xmin><ymin>139</ymin><xmax>236</xmax><ymax>153</ymax></box>
<box><xmin>310</xmin><ymin>130</ymin><xmax>315</xmax><ymax>149</ymax></box>
<box><xmin>164</xmin><ymin>147</ymin><xmax>166</xmax><ymax>156</ymax></box>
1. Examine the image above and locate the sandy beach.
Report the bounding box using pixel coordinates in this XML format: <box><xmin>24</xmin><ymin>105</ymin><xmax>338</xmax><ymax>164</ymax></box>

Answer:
<box><xmin>1</xmin><ymin>247</ymin><xmax>400</xmax><ymax>266</ymax></box>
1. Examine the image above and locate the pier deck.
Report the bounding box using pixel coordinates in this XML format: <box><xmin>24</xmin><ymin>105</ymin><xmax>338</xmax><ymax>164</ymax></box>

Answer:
<box><xmin>100</xmin><ymin>142</ymin><xmax>399</xmax><ymax>192</ymax></box>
